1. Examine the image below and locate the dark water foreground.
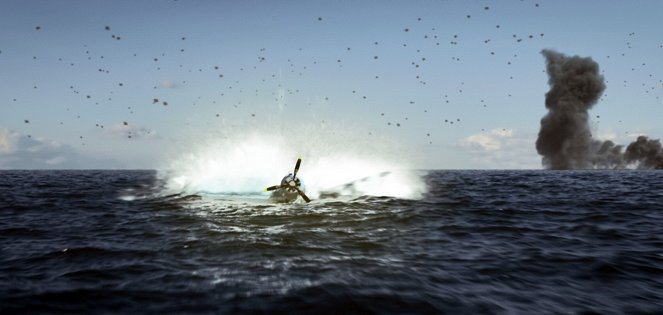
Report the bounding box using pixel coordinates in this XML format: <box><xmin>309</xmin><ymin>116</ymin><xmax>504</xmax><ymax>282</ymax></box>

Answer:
<box><xmin>1</xmin><ymin>170</ymin><xmax>662</xmax><ymax>314</ymax></box>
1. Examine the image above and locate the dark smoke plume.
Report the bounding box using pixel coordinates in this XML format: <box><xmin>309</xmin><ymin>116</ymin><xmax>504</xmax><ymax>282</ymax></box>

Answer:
<box><xmin>536</xmin><ymin>49</ymin><xmax>605</xmax><ymax>169</ymax></box>
<box><xmin>537</xmin><ymin>49</ymin><xmax>663</xmax><ymax>170</ymax></box>
<box><xmin>625</xmin><ymin>136</ymin><xmax>663</xmax><ymax>169</ymax></box>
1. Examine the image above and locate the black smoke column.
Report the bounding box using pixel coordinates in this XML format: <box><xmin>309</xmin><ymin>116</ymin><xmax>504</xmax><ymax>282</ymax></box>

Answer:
<box><xmin>625</xmin><ymin>136</ymin><xmax>663</xmax><ymax>169</ymax></box>
<box><xmin>536</xmin><ymin>50</ymin><xmax>606</xmax><ymax>169</ymax></box>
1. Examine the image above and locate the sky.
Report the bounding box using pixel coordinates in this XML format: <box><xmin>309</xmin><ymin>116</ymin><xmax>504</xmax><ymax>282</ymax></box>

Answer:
<box><xmin>1</xmin><ymin>0</ymin><xmax>662</xmax><ymax>170</ymax></box>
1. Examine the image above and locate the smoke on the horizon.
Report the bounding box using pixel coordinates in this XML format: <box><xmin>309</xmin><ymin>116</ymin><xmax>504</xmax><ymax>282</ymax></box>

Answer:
<box><xmin>537</xmin><ymin>49</ymin><xmax>663</xmax><ymax>170</ymax></box>
<box><xmin>624</xmin><ymin>136</ymin><xmax>663</xmax><ymax>169</ymax></box>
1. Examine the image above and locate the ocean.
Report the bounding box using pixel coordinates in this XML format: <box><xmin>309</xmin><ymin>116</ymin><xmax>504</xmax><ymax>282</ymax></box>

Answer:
<box><xmin>1</xmin><ymin>170</ymin><xmax>662</xmax><ymax>314</ymax></box>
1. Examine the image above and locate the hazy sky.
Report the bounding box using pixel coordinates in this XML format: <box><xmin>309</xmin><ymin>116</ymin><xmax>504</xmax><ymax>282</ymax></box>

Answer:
<box><xmin>1</xmin><ymin>0</ymin><xmax>661</xmax><ymax>169</ymax></box>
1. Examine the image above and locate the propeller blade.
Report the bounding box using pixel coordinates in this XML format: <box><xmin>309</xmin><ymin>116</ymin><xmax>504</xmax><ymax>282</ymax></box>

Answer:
<box><xmin>295</xmin><ymin>187</ymin><xmax>311</xmax><ymax>203</ymax></box>
<box><xmin>293</xmin><ymin>158</ymin><xmax>302</xmax><ymax>178</ymax></box>
<box><xmin>265</xmin><ymin>185</ymin><xmax>282</xmax><ymax>192</ymax></box>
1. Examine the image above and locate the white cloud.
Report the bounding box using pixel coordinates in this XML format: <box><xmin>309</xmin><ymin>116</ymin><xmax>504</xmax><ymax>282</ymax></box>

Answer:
<box><xmin>101</xmin><ymin>123</ymin><xmax>159</xmax><ymax>140</ymax></box>
<box><xmin>458</xmin><ymin>128</ymin><xmax>541</xmax><ymax>169</ymax></box>
<box><xmin>463</xmin><ymin>128</ymin><xmax>513</xmax><ymax>151</ymax></box>
<box><xmin>593</xmin><ymin>127</ymin><xmax>663</xmax><ymax>148</ymax></box>
<box><xmin>0</xmin><ymin>127</ymin><xmax>119</xmax><ymax>169</ymax></box>
<box><xmin>46</xmin><ymin>155</ymin><xmax>67</xmax><ymax>165</ymax></box>
<box><xmin>0</xmin><ymin>128</ymin><xmax>18</xmax><ymax>154</ymax></box>
<box><xmin>159</xmin><ymin>80</ymin><xmax>178</xmax><ymax>89</ymax></box>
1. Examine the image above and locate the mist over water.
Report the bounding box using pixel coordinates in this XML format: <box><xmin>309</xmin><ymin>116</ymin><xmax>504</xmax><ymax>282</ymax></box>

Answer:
<box><xmin>159</xmin><ymin>122</ymin><xmax>427</xmax><ymax>200</ymax></box>
<box><xmin>537</xmin><ymin>50</ymin><xmax>663</xmax><ymax>169</ymax></box>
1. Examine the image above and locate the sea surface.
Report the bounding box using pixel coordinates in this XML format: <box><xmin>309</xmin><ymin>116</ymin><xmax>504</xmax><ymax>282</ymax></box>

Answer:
<box><xmin>1</xmin><ymin>170</ymin><xmax>662</xmax><ymax>314</ymax></box>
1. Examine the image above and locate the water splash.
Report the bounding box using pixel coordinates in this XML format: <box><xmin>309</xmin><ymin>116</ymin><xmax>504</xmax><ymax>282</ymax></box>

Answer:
<box><xmin>159</xmin><ymin>122</ymin><xmax>427</xmax><ymax>200</ymax></box>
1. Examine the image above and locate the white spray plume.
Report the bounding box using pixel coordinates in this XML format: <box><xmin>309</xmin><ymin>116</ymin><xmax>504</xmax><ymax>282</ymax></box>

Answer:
<box><xmin>159</xmin><ymin>121</ymin><xmax>427</xmax><ymax>199</ymax></box>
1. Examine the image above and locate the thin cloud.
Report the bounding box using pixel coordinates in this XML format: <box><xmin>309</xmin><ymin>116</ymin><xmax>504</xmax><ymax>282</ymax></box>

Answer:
<box><xmin>101</xmin><ymin>123</ymin><xmax>160</xmax><ymax>140</ymax></box>
<box><xmin>0</xmin><ymin>128</ymin><xmax>17</xmax><ymax>154</ymax></box>
<box><xmin>461</xmin><ymin>128</ymin><xmax>513</xmax><ymax>151</ymax></box>
<box><xmin>159</xmin><ymin>80</ymin><xmax>179</xmax><ymax>89</ymax></box>
<box><xmin>458</xmin><ymin>128</ymin><xmax>540</xmax><ymax>169</ymax></box>
<box><xmin>0</xmin><ymin>128</ymin><xmax>120</xmax><ymax>169</ymax></box>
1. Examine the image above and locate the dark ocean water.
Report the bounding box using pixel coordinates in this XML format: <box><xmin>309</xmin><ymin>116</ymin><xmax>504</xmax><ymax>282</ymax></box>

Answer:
<box><xmin>1</xmin><ymin>170</ymin><xmax>662</xmax><ymax>314</ymax></box>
